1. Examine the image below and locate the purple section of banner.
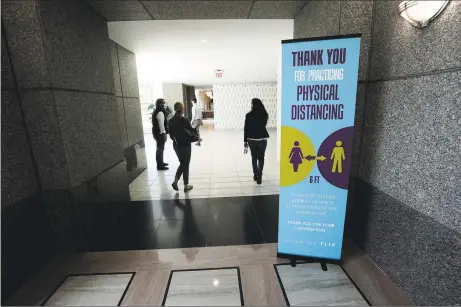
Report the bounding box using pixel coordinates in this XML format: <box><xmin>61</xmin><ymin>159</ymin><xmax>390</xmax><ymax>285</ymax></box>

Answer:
<box><xmin>317</xmin><ymin>127</ymin><xmax>354</xmax><ymax>190</ymax></box>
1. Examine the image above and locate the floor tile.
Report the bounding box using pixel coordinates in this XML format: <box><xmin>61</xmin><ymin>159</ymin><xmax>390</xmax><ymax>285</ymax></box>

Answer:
<box><xmin>211</xmin><ymin>177</ymin><xmax>242</xmax><ymax>183</ymax></box>
<box><xmin>44</xmin><ymin>274</ymin><xmax>133</xmax><ymax>306</ymax></box>
<box><xmin>181</xmin><ymin>182</ymin><xmax>211</xmax><ymax>190</ymax></box>
<box><xmin>240</xmin><ymin>264</ymin><xmax>286</xmax><ymax>306</ymax></box>
<box><xmin>209</xmin><ymin>187</ymin><xmax>243</xmax><ymax>197</ymax></box>
<box><xmin>259</xmin><ymin>179</ymin><xmax>279</xmax><ymax>186</ymax></box>
<box><xmin>209</xmin><ymin>196</ymin><xmax>253</xmax><ymax>218</ymax></box>
<box><xmin>206</xmin><ymin>215</ymin><xmax>265</xmax><ymax>247</ymax></box>
<box><xmin>153</xmin><ymin>218</ymin><xmax>212</xmax><ymax>249</ymax></box>
<box><xmin>129</xmin><ymin>179</ymin><xmax>154</xmax><ymax>186</ymax></box>
<box><xmin>160</xmin><ymin>198</ymin><xmax>211</xmax><ymax>220</ymax></box>
<box><xmin>188</xmin><ymin>177</ymin><xmax>212</xmax><ymax>183</ymax></box>
<box><xmin>251</xmin><ymin>195</ymin><xmax>279</xmax><ymax>243</ymax></box>
<box><xmin>120</xmin><ymin>271</ymin><xmax>170</xmax><ymax>306</ymax></box>
<box><xmin>275</xmin><ymin>263</ymin><xmax>368</xmax><ymax>306</ymax></box>
<box><xmin>79</xmin><ymin>195</ymin><xmax>270</xmax><ymax>251</ymax></box>
<box><xmin>164</xmin><ymin>269</ymin><xmax>242</xmax><ymax>306</ymax></box>
<box><xmin>210</xmin><ymin>181</ymin><xmax>242</xmax><ymax>189</ymax></box>
<box><xmin>239</xmin><ymin>176</ymin><xmax>256</xmax><ymax>182</ymax></box>
<box><xmin>212</xmin><ymin>173</ymin><xmax>240</xmax><ymax>178</ymax></box>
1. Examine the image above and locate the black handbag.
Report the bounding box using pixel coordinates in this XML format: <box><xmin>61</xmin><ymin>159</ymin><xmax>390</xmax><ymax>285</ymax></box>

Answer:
<box><xmin>183</xmin><ymin>119</ymin><xmax>199</xmax><ymax>143</ymax></box>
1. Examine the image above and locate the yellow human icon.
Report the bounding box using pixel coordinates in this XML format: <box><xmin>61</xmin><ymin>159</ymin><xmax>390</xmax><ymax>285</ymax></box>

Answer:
<box><xmin>331</xmin><ymin>140</ymin><xmax>345</xmax><ymax>173</ymax></box>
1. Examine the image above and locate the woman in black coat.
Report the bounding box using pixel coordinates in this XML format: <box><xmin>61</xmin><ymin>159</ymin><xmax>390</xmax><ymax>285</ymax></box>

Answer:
<box><xmin>169</xmin><ymin>102</ymin><xmax>198</xmax><ymax>192</ymax></box>
<box><xmin>244</xmin><ymin>98</ymin><xmax>270</xmax><ymax>185</ymax></box>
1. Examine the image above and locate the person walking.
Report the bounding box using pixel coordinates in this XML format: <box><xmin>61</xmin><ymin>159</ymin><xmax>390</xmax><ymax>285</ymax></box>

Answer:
<box><xmin>152</xmin><ymin>98</ymin><xmax>169</xmax><ymax>171</ymax></box>
<box><xmin>191</xmin><ymin>97</ymin><xmax>203</xmax><ymax>146</ymax></box>
<box><xmin>244</xmin><ymin>98</ymin><xmax>269</xmax><ymax>185</ymax></box>
<box><xmin>169</xmin><ymin>102</ymin><xmax>198</xmax><ymax>192</ymax></box>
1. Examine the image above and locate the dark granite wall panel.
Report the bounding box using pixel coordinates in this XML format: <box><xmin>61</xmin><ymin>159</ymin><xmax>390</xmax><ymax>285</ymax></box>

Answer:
<box><xmin>294</xmin><ymin>1</ymin><xmax>372</xmax><ymax>81</ymax></box>
<box><xmin>37</xmin><ymin>0</ymin><xmax>115</xmax><ymax>93</ymax></box>
<box><xmin>350</xmin><ymin>83</ymin><xmax>366</xmax><ymax>177</ymax></box>
<box><xmin>88</xmin><ymin>0</ymin><xmax>152</xmax><ymax>21</ymax></box>
<box><xmin>1</xmin><ymin>0</ymin><xmax>50</xmax><ymax>89</ymax></box>
<box><xmin>53</xmin><ymin>91</ymin><xmax>124</xmax><ymax>187</ymax></box>
<box><xmin>249</xmin><ymin>1</ymin><xmax>307</xmax><ymax>19</ymax></box>
<box><xmin>339</xmin><ymin>1</ymin><xmax>373</xmax><ymax>81</ymax></box>
<box><xmin>111</xmin><ymin>40</ymin><xmax>144</xmax><ymax>149</ymax></box>
<box><xmin>123</xmin><ymin>97</ymin><xmax>144</xmax><ymax>146</ymax></box>
<box><xmin>350</xmin><ymin>178</ymin><xmax>461</xmax><ymax>306</ymax></box>
<box><xmin>110</xmin><ymin>41</ymin><xmax>123</xmax><ymax>97</ymax></box>
<box><xmin>20</xmin><ymin>90</ymin><xmax>70</xmax><ymax>190</ymax></box>
<box><xmin>1</xmin><ymin>34</ymin><xmax>15</xmax><ymax>89</ymax></box>
<box><xmin>116</xmin><ymin>97</ymin><xmax>129</xmax><ymax>149</ymax></box>
<box><xmin>370</xmin><ymin>1</ymin><xmax>461</xmax><ymax>81</ymax></box>
<box><xmin>1</xmin><ymin>91</ymin><xmax>39</xmax><ymax>206</ymax></box>
<box><xmin>359</xmin><ymin>71</ymin><xmax>461</xmax><ymax>232</ymax></box>
<box><xmin>141</xmin><ymin>0</ymin><xmax>253</xmax><ymax>20</ymax></box>
<box><xmin>1</xmin><ymin>193</ymin><xmax>55</xmax><ymax>303</ymax></box>
<box><xmin>294</xmin><ymin>1</ymin><xmax>340</xmax><ymax>39</ymax></box>
<box><xmin>43</xmin><ymin>190</ymin><xmax>87</xmax><ymax>251</ymax></box>
<box><xmin>117</xmin><ymin>44</ymin><xmax>140</xmax><ymax>98</ymax></box>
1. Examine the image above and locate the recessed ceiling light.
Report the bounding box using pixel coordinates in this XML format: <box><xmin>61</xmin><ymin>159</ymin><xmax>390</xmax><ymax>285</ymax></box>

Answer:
<box><xmin>201</xmin><ymin>39</ymin><xmax>208</xmax><ymax>43</ymax></box>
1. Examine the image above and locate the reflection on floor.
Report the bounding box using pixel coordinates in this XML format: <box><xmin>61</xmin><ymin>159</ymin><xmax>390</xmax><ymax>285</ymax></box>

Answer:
<box><xmin>275</xmin><ymin>263</ymin><xmax>369</xmax><ymax>306</ymax></box>
<box><xmin>7</xmin><ymin>244</ymin><xmax>382</xmax><ymax>307</ymax></box>
<box><xmin>163</xmin><ymin>268</ymin><xmax>242</xmax><ymax>306</ymax></box>
<box><xmin>131</xmin><ymin>121</ymin><xmax>280</xmax><ymax>200</ymax></box>
<box><xmin>80</xmin><ymin>195</ymin><xmax>279</xmax><ymax>251</ymax></box>
<box><xmin>43</xmin><ymin>274</ymin><xmax>133</xmax><ymax>306</ymax></box>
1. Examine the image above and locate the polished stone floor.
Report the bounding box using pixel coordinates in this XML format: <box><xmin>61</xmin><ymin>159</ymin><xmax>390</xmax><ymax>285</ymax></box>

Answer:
<box><xmin>43</xmin><ymin>274</ymin><xmax>133</xmax><ymax>306</ymax></box>
<box><xmin>275</xmin><ymin>263</ymin><xmax>368</xmax><ymax>306</ymax></box>
<box><xmin>80</xmin><ymin>195</ymin><xmax>279</xmax><ymax>251</ymax></box>
<box><xmin>7</xmin><ymin>243</ymin><xmax>390</xmax><ymax>306</ymax></box>
<box><xmin>70</xmin><ymin>120</ymin><xmax>281</xmax><ymax>252</ymax></box>
<box><xmin>164</xmin><ymin>268</ymin><xmax>242</xmax><ymax>306</ymax></box>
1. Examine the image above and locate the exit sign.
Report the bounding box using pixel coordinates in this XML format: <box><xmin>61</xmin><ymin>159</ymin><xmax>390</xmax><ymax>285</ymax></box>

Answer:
<box><xmin>215</xmin><ymin>69</ymin><xmax>223</xmax><ymax>78</ymax></box>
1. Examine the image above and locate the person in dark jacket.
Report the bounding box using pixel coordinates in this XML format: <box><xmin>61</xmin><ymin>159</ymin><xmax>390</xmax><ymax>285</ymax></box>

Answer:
<box><xmin>169</xmin><ymin>102</ymin><xmax>197</xmax><ymax>192</ymax></box>
<box><xmin>152</xmin><ymin>98</ymin><xmax>169</xmax><ymax>170</ymax></box>
<box><xmin>244</xmin><ymin>98</ymin><xmax>270</xmax><ymax>185</ymax></box>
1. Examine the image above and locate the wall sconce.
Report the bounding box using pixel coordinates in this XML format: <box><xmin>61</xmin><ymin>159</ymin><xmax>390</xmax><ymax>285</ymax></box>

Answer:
<box><xmin>398</xmin><ymin>1</ymin><xmax>450</xmax><ymax>28</ymax></box>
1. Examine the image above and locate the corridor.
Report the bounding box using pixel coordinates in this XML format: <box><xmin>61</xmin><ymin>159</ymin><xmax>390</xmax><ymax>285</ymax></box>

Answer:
<box><xmin>2</xmin><ymin>0</ymin><xmax>459</xmax><ymax>306</ymax></box>
<box><xmin>129</xmin><ymin>120</ymin><xmax>280</xmax><ymax>201</ymax></box>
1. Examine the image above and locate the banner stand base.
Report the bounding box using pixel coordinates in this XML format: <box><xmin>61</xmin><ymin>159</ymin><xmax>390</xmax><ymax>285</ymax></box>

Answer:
<box><xmin>278</xmin><ymin>252</ymin><xmax>340</xmax><ymax>272</ymax></box>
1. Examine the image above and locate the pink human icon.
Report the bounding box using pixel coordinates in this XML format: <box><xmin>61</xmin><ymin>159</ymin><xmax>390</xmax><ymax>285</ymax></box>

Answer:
<box><xmin>289</xmin><ymin>141</ymin><xmax>304</xmax><ymax>172</ymax></box>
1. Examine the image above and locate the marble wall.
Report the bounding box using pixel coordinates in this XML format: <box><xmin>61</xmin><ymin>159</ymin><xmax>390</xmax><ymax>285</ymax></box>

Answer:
<box><xmin>295</xmin><ymin>1</ymin><xmax>461</xmax><ymax>305</ymax></box>
<box><xmin>1</xmin><ymin>1</ymin><xmax>129</xmax><ymax>300</ymax></box>
<box><xmin>2</xmin><ymin>0</ymin><xmax>124</xmax><ymax>189</ymax></box>
<box><xmin>213</xmin><ymin>83</ymin><xmax>278</xmax><ymax>130</ymax></box>
<box><xmin>1</xmin><ymin>33</ymin><xmax>39</xmax><ymax>207</ymax></box>
<box><xmin>2</xmin><ymin>17</ymin><xmax>50</xmax><ymax>303</ymax></box>
<box><xmin>110</xmin><ymin>41</ymin><xmax>143</xmax><ymax>148</ymax></box>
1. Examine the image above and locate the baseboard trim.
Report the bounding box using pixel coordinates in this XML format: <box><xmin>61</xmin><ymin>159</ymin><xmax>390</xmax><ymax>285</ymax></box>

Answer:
<box><xmin>341</xmin><ymin>239</ymin><xmax>414</xmax><ymax>306</ymax></box>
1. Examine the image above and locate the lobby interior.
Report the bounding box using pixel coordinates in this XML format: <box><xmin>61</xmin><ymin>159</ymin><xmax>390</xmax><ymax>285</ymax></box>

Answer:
<box><xmin>1</xmin><ymin>0</ymin><xmax>460</xmax><ymax>306</ymax></box>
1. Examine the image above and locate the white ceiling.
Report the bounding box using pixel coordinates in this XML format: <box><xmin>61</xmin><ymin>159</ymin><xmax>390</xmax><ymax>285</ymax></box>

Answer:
<box><xmin>108</xmin><ymin>19</ymin><xmax>293</xmax><ymax>86</ymax></box>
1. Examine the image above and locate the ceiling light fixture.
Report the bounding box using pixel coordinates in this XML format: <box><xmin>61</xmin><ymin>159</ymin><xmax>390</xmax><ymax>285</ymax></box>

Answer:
<box><xmin>201</xmin><ymin>39</ymin><xmax>208</xmax><ymax>43</ymax></box>
<box><xmin>398</xmin><ymin>1</ymin><xmax>450</xmax><ymax>28</ymax></box>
